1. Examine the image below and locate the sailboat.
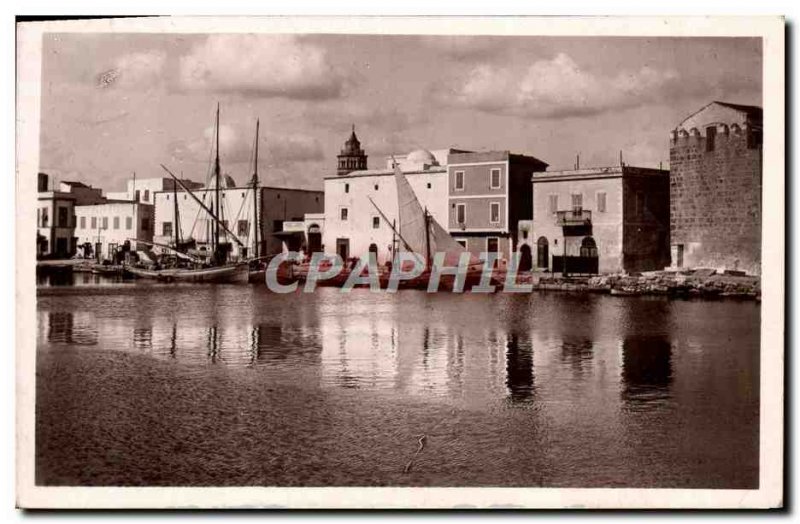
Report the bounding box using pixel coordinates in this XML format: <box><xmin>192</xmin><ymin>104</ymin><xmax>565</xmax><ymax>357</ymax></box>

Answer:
<box><xmin>374</xmin><ymin>162</ymin><xmax>490</xmax><ymax>290</ymax></box>
<box><xmin>124</xmin><ymin>104</ymin><xmax>249</xmax><ymax>284</ymax></box>
<box><xmin>299</xmin><ymin>162</ymin><xmax>491</xmax><ymax>290</ymax></box>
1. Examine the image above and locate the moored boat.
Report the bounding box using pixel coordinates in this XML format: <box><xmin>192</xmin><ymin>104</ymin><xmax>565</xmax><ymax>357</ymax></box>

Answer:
<box><xmin>125</xmin><ymin>262</ymin><xmax>249</xmax><ymax>283</ymax></box>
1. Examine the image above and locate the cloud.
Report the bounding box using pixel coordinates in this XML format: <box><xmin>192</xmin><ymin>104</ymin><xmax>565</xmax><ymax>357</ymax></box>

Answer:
<box><xmin>178</xmin><ymin>35</ymin><xmax>345</xmax><ymax>99</ymax></box>
<box><xmin>441</xmin><ymin>53</ymin><xmax>689</xmax><ymax>119</ymax></box>
<box><xmin>96</xmin><ymin>50</ymin><xmax>167</xmax><ymax>90</ymax></box>
<box><xmin>168</xmin><ymin>124</ymin><xmax>323</xmax><ymax>166</ymax></box>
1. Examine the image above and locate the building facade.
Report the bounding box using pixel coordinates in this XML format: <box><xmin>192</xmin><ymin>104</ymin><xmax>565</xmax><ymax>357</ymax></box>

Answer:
<box><xmin>669</xmin><ymin>101</ymin><xmax>762</xmax><ymax>275</ymax></box>
<box><xmin>74</xmin><ymin>201</ymin><xmax>155</xmax><ymax>261</ymax></box>
<box><xmin>106</xmin><ymin>177</ymin><xmax>204</xmax><ymax>204</ymax></box>
<box><xmin>322</xmin><ymin>150</ymin><xmax>448</xmax><ymax>264</ymax></box>
<box><xmin>37</xmin><ymin>189</ymin><xmax>76</xmax><ymax>259</ymax></box>
<box><xmin>448</xmin><ymin>151</ymin><xmax>548</xmax><ymax>261</ymax></box>
<box><xmin>531</xmin><ymin>165</ymin><xmax>670</xmax><ymax>274</ymax></box>
<box><xmin>152</xmin><ymin>178</ymin><xmax>323</xmax><ymax>261</ymax></box>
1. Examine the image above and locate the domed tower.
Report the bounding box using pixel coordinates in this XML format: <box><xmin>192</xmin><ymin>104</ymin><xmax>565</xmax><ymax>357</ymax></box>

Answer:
<box><xmin>337</xmin><ymin>124</ymin><xmax>368</xmax><ymax>176</ymax></box>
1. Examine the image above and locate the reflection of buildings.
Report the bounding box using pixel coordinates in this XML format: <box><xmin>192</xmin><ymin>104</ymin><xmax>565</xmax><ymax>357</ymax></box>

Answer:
<box><xmin>620</xmin><ymin>336</ymin><xmax>673</xmax><ymax>402</ymax></box>
<box><xmin>505</xmin><ymin>332</ymin><xmax>535</xmax><ymax>403</ymax></box>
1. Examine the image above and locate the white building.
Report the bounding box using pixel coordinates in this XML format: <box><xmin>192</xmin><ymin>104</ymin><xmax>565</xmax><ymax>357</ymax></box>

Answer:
<box><xmin>106</xmin><ymin>177</ymin><xmax>204</xmax><ymax>205</ymax></box>
<box><xmin>37</xmin><ymin>184</ymin><xmax>76</xmax><ymax>259</ymax></box>
<box><xmin>322</xmin><ymin>148</ymin><xmax>453</xmax><ymax>263</ymax></box>
<box><xmin>74</xmin><ymin>201</ymin><xmax>155</xmax><ymax>261</ymax></box>
<box><xmin>152</xmin><ymin>175</ymin><xmax>323</xmax><ymax>261</ymax></box>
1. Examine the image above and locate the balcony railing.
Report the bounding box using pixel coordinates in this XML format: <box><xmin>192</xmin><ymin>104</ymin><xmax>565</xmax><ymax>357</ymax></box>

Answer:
<box><xmin>556</xmin><ymin>209</ymin><xmax>592</xmax><ymax>226</ymax></box>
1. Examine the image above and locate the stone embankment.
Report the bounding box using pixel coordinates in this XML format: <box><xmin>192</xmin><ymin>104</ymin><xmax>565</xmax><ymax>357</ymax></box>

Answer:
<box><xmin>529</xmin><ymin>269</ymin><xmax>760</xmax><ymax>300</ymax></box>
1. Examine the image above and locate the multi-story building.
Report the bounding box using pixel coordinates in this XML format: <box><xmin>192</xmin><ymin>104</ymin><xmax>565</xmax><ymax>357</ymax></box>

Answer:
<box><xmin>447</xmin><ymin>151</ymin><xmax>548</xmax><ymax>261</ymax></box>
<box><xmin>37</xmin><ymin>173</ymin><xmax>76</xmax><ymax>259</ymax></box>
<box><xmin>530</xmin><ymin>165</ymin><xmax>670</xmax><ymax>274</ymax></box>
<box><xmin>74</xmin><ymin>201</ymin><xmax>155</xmax><ymax>261</ymax></box>
<box><xmin>669</xmin><ymin>101</ymin><xmax>762</xmax><ymax>275</ymax></box>
<box><xmin>152</xmin><ymin>175</ymin><xmax>323</xmax><ymax>261</ymax></box>
<box><xmin>322</xmin><ymin>148</ymin><xmax>450</xmax><ymax>263</ymax></box>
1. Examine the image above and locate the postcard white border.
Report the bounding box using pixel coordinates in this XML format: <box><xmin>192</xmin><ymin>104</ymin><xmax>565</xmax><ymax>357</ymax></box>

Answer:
<box><xmin>15</xmin><ymin>15</ymin><xmax>785</xmax><ymax>509</ymax></box>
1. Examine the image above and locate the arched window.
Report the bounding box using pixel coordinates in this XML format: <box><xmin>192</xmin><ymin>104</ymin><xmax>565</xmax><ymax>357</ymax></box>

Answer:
<box><xmin>536</xmin><ymin>236</ymin><xmax>549</xmax><ymax>268</ymax></box>
<box><xmin>580</xmin><ymin>236</ymin><xmax>598</xmax><ymax>258</ymax></box>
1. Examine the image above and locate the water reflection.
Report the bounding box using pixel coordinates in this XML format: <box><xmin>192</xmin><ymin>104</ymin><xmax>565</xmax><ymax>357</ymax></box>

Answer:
<box><xmin>505</xmin><ymin>332</ymin><xmax>534</xmax><ymax>403</ymax></box>
<box><xmin>37</xmin><ymin>287</ymin><xmax>756</xmax><ymax>414</ymax></box>
<box><xmin>620</xmin><ymin>336</ymin><xmax>673</xmax><ymax>404</ymax></box>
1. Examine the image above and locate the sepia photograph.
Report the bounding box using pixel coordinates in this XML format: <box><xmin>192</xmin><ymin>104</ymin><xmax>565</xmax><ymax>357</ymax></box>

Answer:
<box><xmin>15</xmin><ymin>15</ymin><xmax>784</xmax><ymax>509</ymax></box>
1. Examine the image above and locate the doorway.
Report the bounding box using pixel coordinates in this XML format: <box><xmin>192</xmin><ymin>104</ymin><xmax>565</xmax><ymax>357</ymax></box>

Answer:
<box><xmin>336</xmin><ymin>238</ymin><xmax>350</xmax><ymax>261</ymax></box>
<box><xmin>536</xmin><ymin>237</ymin><xmax>549</xmax><ymax>269</ymax></box>
<box><xmin>518</xmin><ymin>244</ymin><xmax>533</xmax><ymax>272</ymax></box>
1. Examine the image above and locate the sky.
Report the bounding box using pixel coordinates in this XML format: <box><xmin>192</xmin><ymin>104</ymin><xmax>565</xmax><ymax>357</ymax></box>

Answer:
<box><xmin>38</xmin><ymin>33</ymin><xmax>762</xmax><ymax>192</ymax></box>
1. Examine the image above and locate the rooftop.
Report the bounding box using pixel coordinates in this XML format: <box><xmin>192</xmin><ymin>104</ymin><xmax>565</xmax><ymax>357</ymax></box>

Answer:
<box><xmin>533</xmin><ymin>165</ymin><xmax>668</xmax><ymax>182</ymax></box>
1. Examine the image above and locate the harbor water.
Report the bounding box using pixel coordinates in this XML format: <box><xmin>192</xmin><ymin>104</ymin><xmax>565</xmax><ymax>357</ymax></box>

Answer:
<box><xmin>36</xmin><ymin>280</ymin><xmax>760</xmax><ymax>487</ymax></box>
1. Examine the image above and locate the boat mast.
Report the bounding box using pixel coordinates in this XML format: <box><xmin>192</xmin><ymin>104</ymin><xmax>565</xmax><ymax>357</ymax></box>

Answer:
<box><xmin>160</xmin><ymin>164</ymin><xmax>246</xmax><ymax>248</ymax></box>
<box><xmin>423</xmin><ymin>207</ymin><xmax>432</xmax><ymax>267</ymax></box>
<box><xmin>172</xmin><ymin>177</ymin><xmax>180</xmax><ymax>249</ymax></box>
<box><xmin>252</xmin><ymin>119</ymin><xmax>260</xmax><ymax>259</ymax></box>
<box><xmin>213</xmin><ymin>103</ymin><xmax>221</xmax><ymax>252</ymax></box>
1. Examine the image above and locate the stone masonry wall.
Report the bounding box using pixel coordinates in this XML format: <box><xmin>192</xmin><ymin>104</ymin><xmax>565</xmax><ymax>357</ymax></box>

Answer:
<box><xmin>669</xmin><ymin>127</ymin><xmax>762</xmax><ymax>275</ymax></box>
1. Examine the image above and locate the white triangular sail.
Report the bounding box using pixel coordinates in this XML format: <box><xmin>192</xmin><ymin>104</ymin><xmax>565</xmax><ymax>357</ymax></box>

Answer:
<box><xmin>392</xmin><ymin>164</ymin><xmax>481</xmax><ymax>267</ymax></box>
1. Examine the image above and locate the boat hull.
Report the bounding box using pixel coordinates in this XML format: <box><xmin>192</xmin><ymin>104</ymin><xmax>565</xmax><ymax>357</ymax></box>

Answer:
<box><xmin>124</xmin><ymin>263</ymin><xmax>249</xmax><ymax>284</ymax></box>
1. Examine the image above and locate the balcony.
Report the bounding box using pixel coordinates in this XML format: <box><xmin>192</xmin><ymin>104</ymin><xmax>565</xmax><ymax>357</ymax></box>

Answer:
<box><xmin>556</xmin><ymin>209</ymin><xmax>592</xmax><ymax>227</ymax></box>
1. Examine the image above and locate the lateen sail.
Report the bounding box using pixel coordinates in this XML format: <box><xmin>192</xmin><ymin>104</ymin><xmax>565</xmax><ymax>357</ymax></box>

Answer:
<box><xmin>392</xmin><ymin>163</ymin><xmax>482</xmax><ymax>267</ymax></box>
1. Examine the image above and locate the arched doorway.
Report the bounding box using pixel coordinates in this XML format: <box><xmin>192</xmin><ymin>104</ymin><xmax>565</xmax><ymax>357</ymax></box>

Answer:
<box><xmin>580</xmin><ymin>236</ymin><xmax>598</xmax><ymax>258</ymax></box>
<box><xmin>307</xmin><ymin>224</ymin><xmax>322</xmax><ymax>254</ymax></box>
<box><xmin>536</xmin><ymin>237</ymin><xmax>549</xmax><ymax>269</ymax></box>
<box><xmin>518</xmin><ymin>244</ymin><xmax>532</xmax><ymax>272</ymax></box>
<box><xmin>579</xmin><ymin>236</ymin><xmax>599</xmax><ymax>274</ymax></box>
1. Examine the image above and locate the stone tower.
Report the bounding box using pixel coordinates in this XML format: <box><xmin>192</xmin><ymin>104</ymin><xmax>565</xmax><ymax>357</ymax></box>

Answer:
<box><xmin>336</xmin><ymin>125</ymin><xmax>368</xmax><ymax>176</ymax></box>
<box><xmin>669</xmin><ymin>101</ymin><xmax>762</xmax><ymax>275</ymax></box>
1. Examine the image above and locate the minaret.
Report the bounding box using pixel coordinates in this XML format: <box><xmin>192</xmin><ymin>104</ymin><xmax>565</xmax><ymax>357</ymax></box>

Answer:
<box><xmin>336</xmin><ymin>124</ymin><xmax>368</xmax><ymax>176</ymax></box>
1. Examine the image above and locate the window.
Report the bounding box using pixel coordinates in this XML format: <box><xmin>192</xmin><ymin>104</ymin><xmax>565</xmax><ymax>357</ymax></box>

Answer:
<box><xmin>427</xmin><ymin>182</ymin><xmax>432</xmax><ymax>189</ymax></box>
<box><xmin>163</xmin><ymin>222</ymin><xmax>173</xmax><ymax>237</ymax></box>
<box><xmin>241</xmin><ymin>193</ymin><xmax>245</xmax><ymax>198</ymax></box>
<box><xmin>345</xmin><ymin>183</ymin><xmax>350</xmax><ymax>194</ymax></box>
<box><xmin>454</xmin><ymin>171</ymin><xmax>465</xmax><ymax>190</ymax></box>
<box><xmin>80</xmin><ymin>216</ymin><xmax>86</xmax><ymax>229</ymax></box>
<box><xmin>490</xmin><ymin>202</ymin><xmax>500</xmax><ymax>224</ymax></box>
<box><xmin>126</xmin><ymin>217</ymin><xmax>132</xmax><ymax>230</ymax></box>
<box><xmin>548</xmin><ymin>194</ymin><xmax>558</xmax><ymax>214</ymax></box>
<box><xmin>113</xmin><ymin>216</ymin><xmax>120</xmax><ymax>230</ymax></box>
<box><xmin>91</xmin><ymin>216</ymin><xmax>96</xmax><ymax>229</ymax></box>
<box><xmin>237</xmin><ymin>220</ymin><xmax>249</xmax><ymax>236</ymax></box>
<box><xmin>374</xmin><ymin>184</ymin><xmax>379</xmax><ymax>191</ymax></box>
<box><xmin>340</xmin><ymin>208</ymin><xmax>349</xmax><ymax>221</ymax></box>
<box><xmin>456</xmin><ymin>203</ymin><xmax>466</xmax><ymax>224</ymax></box>
<box><xmin>143</xmin><ymin>189</ymin><xmax>150</xmax><ymax>202</ymax></box>
<box><xmin>706</xmin><ymin>126</ymin><xmax>716</xmax><ymax>152</ymax></box>
<box><xmin>372</xmin><ymin>216</ymin><xmax>380</xmax><ymax>229</ymax></box>
<box><xmin>41</xmin><ymin>208</ymin><xmax>49</xmax><ymax>228</ymax></box>
<box><xmin>58</xmin><ymin>207</ymin><xmax>68</xmax><ymax>228</ymax></box>
<box><xmin>455</xmin><ymin>239</ymin><xmax>467</xmax><ymax>249</ymax></box>
<box><xmin>487</xmin><ymin>237</ymin><xmax>499</xmax><ymax>254</ymax></box>
<box><xmin>571</xmin><ymin>193</ymin><xmax>583</xmax><ymax>211</ymax></box>
<box><xmin>597</xmin><ymin>192</ymin><xmax>607</xmax><ymax>213</ymax></box>
<box><xmin>166</xmin><ymin>194</ymin><xmax>170</xmax><ymax>200</ymax></box>
<box><xmin>102</xmin><ymin>217</ymin><xmax>108</xmax><ymax>229</ymax></box>
<box><xmin>490</xmin><ymin>168</ymin><xmax>501</xmax><ymax>189</ymax></box>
